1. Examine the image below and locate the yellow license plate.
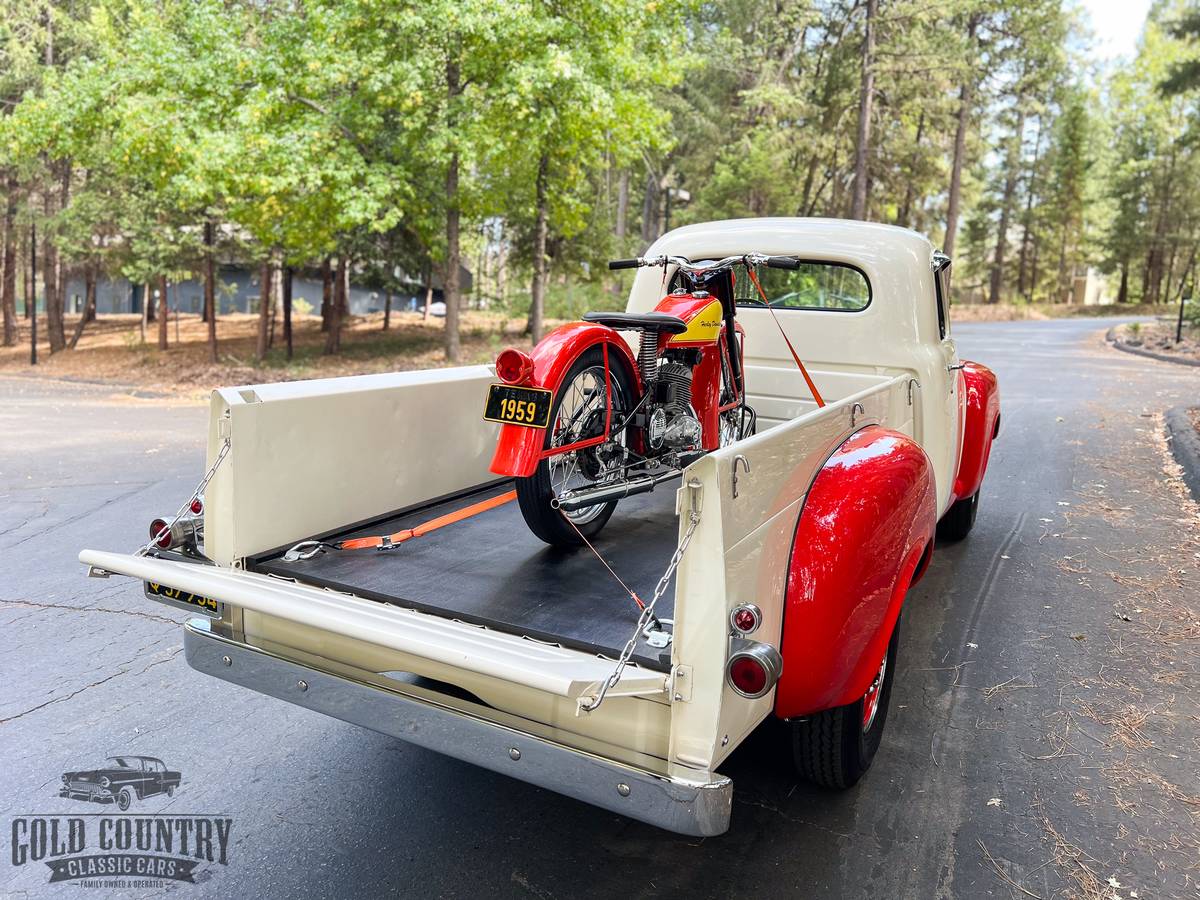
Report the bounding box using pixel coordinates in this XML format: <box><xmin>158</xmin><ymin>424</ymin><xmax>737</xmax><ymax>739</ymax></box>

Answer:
<box><xmin>483</xmin><ymin>384</ymin><xmax>553</xmax><ymax>428</ymax></box>
<box><xmin>144</xmin><ymin>581</ymin><xmax>222</xmax><ymax>617</ymax></box>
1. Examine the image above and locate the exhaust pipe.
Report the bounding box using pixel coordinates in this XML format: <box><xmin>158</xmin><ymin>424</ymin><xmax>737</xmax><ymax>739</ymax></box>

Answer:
<box><xmin>555</xmin><ymin>471</ymin><xmax>680</xmax><ymax>512</ymax></box>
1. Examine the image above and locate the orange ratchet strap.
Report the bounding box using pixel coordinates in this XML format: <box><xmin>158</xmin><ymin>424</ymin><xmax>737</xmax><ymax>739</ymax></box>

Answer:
<box><xmin>747</xmin><ymin>266</ymin><xmax>825</xmax><ymax>408</ymax></box>
<box><xmin>338</xmin><ymin>490</ymin><xmax>517</xmax><ymax>551</ymax></box>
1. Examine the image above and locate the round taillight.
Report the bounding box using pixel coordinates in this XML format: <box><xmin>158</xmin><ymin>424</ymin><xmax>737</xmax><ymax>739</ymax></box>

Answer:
<box><xmin>149</xmin><ymin>518</ymin><xmax>172</xmax><ymax>549</ymax></box>
<box><xmin>190</xmin><ymin>497</ymin><xmax>203</xmax><ymax>515</ymax></box>
<box><xmin>729</xmin><ymin>656</ymin><xmax>768</xmax><ymax>696</ymax></box>
<box><xmin>495</xmin><ymin>348</ymin><xmax>534</xmax><ymax>385</ymax></box>
<box><xmin>726</xmin><ymin>639</ymin><xmax>783</xmax><ymax>699</ymax></box>
<box><xmin>730</xmin><ymin>604</ymin><xmax>761</xmax><ymax>634</ymax></box>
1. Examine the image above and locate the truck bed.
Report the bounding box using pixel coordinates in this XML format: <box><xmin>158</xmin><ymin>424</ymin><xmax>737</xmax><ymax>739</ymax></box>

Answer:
<box><xmin>252</xmin><ymin>481</ymin><xmax>681</xmax><ymax>671</ymax></box>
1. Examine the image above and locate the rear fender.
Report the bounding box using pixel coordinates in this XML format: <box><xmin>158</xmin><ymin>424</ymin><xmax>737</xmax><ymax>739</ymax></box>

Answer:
<box><xmin>774</xmin><ymin>426</ymin><xmax>937</xmax><ymax>720</ymax></box>
<box><xmin>951</xmin><ymin>361</ymin><xmax>1000</xmax><ymax>504</ymax></box>
<box><xmin>489</xmin><ymin>323</ymin><xmax>640</xmax><ymax>478</ymax></box>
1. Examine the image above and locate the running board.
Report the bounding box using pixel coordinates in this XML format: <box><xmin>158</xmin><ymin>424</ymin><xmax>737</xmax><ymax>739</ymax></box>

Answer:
<box><xmin>78</xmin><ymin>549</ymin><xmax>669</xmax><ymax>702</ymax></box>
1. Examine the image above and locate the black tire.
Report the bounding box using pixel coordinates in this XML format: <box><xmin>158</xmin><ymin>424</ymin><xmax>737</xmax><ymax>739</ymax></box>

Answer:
<box><xmin>790</xmin><ymin>616</ymin><xmax>900</xmax><ymax>789</ymax></box>
<box><xmin>516</xmin><ymin>347</ymin><xmax>634</xmax><ymax>547</ymax></box>
<box><xmin>116</xmin><ymin>787</ymin><xmax>133</xmax><ymax>811</ymax></box>
<box><xmin>166</xmin><ymin>786</ymin><xmax>175</xmax><ymax>797</ymax></box>
<box><xmin>937</xmin><ymin>489</ymin><xmax>979</xmax><ymax>543</ymax></box>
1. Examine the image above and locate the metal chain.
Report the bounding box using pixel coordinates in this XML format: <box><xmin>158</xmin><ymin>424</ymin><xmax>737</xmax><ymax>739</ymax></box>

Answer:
<box><xmin>137</xmin><ymin>437</ymin><xmax>231</xmax><ymax>556</ymax></box>
<box><xmin>578</xmin><ymin>508</ymin><xmax>701</xmax><ymax>713</ymax></box>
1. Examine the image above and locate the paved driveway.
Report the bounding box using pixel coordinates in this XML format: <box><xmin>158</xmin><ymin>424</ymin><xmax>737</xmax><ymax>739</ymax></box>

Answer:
<box><xmin>2</xmin><ymin>318</ymin><xmax>1197</xmax><ymax>898</ymax></box>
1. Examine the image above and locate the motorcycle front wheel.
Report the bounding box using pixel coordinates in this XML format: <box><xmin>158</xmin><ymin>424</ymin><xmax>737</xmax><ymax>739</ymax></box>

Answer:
<box><xmin>516</xmin><ymin>347</ymin><xmax>634</xmax><ymax>547</ymax></box>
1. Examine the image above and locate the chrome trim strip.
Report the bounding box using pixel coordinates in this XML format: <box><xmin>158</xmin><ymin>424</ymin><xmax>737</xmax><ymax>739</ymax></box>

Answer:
<box><xmin>183</xmin><ymin>619</ymin><xmax>732</xmax><ymax>836</ymax></box>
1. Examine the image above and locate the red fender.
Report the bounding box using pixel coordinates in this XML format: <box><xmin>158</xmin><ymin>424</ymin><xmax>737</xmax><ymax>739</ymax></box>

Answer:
<box><xmin>774</xmin><ymin>426</ymin><xmax>937</xmax><ymax>720</ymax></box>
<box><xmin>951</xmin><ymin>361</ymin><xmax>1000</xmax><ymax>504</ymax></box>
<box><xmin>489</xmin><ymin>322</ymin><xmax>640</xmax><ymax>478</ymax></box>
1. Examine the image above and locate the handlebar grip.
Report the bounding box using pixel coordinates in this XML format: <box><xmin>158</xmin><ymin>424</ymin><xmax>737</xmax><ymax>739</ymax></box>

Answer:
<box><xmin>608</xmin><ymin>258</ymin><xmax>641</xmax><ymax>270</ymax></box>
<box><xmin>765</xmin><ymin>255</ymin><xmax>801</xmax><ymax>270</ymax></box>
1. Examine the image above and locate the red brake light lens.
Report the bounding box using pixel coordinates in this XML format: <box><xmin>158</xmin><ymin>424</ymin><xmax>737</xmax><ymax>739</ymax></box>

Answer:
<box><xmin>149</xmin><ymin>518</ymin><xmax>172</xmax><ymax>549</ymax></box>
<box><xmin>729</xmin><ymin>656</ymin><xmax>768</xmax><ymax>696</ymax></box>
<box><xmin>730</xmin><ymin>605</ymin><xmax>761</xmax><ymax>634</ymax></box>
<box><xmin>190</xmin><ymin>498</ymin><xmax>203</xmax><ymax>515</ymax></box>
<box><xmin>495</xmin><ymin>348</ymin><xmax>534</xmax><ymax>385</ymax></box>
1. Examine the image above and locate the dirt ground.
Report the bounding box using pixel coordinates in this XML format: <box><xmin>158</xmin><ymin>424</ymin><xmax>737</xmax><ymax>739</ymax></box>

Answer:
<box><xmin>0</xmin><ymin>310</ymin><xmax>540</xmax><ymax>400</ymax></box>
<box><xmin>951</xmin><ymin>302</ymin><xmax>1167</xmax><ymax>323</ymax></box>
<box><xmin>1111</xmin><ymin>319</ymin><xmax>1200</xmax><ymax>363</ymax></box>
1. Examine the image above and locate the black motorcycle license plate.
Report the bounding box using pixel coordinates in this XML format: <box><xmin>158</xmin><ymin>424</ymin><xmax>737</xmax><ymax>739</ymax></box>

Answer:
<box><xmin>483</xmin><ymin>384</ymin><xmax>553</xmax><ymax>428</ymax></box>
<box><xmin>144</xmin><ymin>581</ymin><xmax>222</xmax><ymax>618</ymax></box>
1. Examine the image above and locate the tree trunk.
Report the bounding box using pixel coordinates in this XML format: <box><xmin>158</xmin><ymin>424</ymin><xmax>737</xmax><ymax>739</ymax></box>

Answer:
<box><xmin>204</xmin><ymin>220</ymin><xmax>217</xmax><ymax>363</ymax></box>
<box><xmin>640</xmin><ymin>170</ymin><xmax>658</xmax><ymax>245</ymax></box>
<box><xmin>1</xmin><ymin>175</ymin><xmax>15</xmax><ymax>346</ymax></box>
<box><xmin>1117</xmin><ymin>259</ymin><xmax>1129</xmax><ymax>304</ymax></box>
<box><xmin>423</xmin><ymin>265</ymin><xmax>433</xmax><ymax>321</ymax></box>
<box><xmin>140</xmin><ymin>282</ymin><xmax>150</xmax><ymax>341</ymax></box>
<box><xmin>283</xmin><ymin>266</ymin><xmax>293</xmax><ymax>360</ymax></box>
<box><xmin>43</xmin><ymin>193</ymin><xmax>65</xmax><ymax>352</ymax></box>
<box><xmin>69</xmin><ymin>265</ymin><xmax>95</xmax><ymax>349</ymax></box>
<box><xmin>383</xmin><ymin>291</ymin><xmax>391</xmax><ymax>331</ymax></box>
<box><xmin>988</xmin><ymin>106</ymin><xmax>1026</xmax><ymax>305</ymax></box>
<box><xmin>256</xmin><ymin>260</ymin><xmax>272</xmax><ymax>361</ymax></box>
<box><xmin>527</xmin><ymin>153</ymin><xmax>550</xmax><ymax>344</ymax></box>
<box><xmin>320</xmin><ymin>257</ymin><xmax>332</xmax><ymax>331</ymax></box>
<box><xmin>944</xmin><ymin>16</ymin><xmax>980</xmax><ymax>257</ymax></box>
<box><xmin>1017</xmin><ymin>118</ymin><xmax>1043</xmax><ymax>300</ymax></box>
<box><xmin>28</xmin><ymin>222</ymin><xmax>36</xmax><ymax>365</ymax></box>
<box><xmin>850</xmin><ymin>0</ymin><xmax>876</xmax><ymax>221</ymax></box>
<box><xmin>155</xmin><ymin>276</ymin><xmax>167</xmax><ymax>349</ymax></box>
<box><xmin>898</xmin><ymin>112</ymin><xmax>925</xmax><ymax>227</ymax></box>
<box><xmin>324</xmin><ymin>257</ymin><xmax>344</xmax><ymax>355</ymax></box>
<box><xmin>445</xmin><ymin>152</ymin><xmax>462</xmax><ymax>362</ymax></box>
<box><xmin>615</xmin><ymin>170</ymin><xmax>629</xmax><ymax>243</ymax></box>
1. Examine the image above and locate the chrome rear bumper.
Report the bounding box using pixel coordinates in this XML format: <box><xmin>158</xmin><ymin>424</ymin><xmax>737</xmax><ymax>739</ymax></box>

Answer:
<box><xmin>183</xmin><ymin>619</ymin><xmax>732</xmax><ymax>836</ymax></box>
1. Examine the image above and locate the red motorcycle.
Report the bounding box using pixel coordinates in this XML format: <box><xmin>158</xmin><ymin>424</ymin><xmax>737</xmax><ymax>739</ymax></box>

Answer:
<box><xmin>485</xmin><ymin>253</ymin><xmax>800</xmax><ymax>547</ymax></box>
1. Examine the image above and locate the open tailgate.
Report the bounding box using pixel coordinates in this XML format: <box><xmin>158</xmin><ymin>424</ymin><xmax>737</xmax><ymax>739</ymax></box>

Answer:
<box><xmin>79</xmin><ymin>549</ymin><xmax>668</xmax><ymax>702</ymax></box>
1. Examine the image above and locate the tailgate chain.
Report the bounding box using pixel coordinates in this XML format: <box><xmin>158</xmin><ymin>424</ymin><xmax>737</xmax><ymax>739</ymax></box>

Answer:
<box><xmin>578</xmin><ymin>481</ymin><xmax>701</xmax><ymax>713</ymax></box>
<box><xmin>137</xmin><ymin>436</ymin><xmax>231</xmax><ymax>557</ymax></box>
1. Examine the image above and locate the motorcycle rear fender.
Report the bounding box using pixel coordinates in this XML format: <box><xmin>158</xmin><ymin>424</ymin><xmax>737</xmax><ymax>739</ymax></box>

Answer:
<box><xmin>489</xmin><ymin>322</ymin><xmax>641</xmax><ymax>478</ymax></box>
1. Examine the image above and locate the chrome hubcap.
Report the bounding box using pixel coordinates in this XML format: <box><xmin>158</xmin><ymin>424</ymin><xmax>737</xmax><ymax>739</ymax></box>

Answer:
<box><xmin>861</xmin><ymin>654</ymin><xmax>887</xmax><ymax>733</ymax></box>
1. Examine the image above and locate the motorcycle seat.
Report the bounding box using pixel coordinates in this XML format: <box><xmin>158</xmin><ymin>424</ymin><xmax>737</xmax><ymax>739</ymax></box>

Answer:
<box><xmin>582</xmin><ymin>311</ymin><xmax>689</xmax><ymax>334</ymax></box>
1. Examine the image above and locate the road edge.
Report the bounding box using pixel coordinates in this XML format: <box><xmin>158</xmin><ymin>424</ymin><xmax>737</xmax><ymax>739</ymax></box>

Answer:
<box><xmin>1166</xmin><ymin>406</ymin><xmax>1200</xmax><ymax>500</ymax></box>
<box><xmin>1105</xmin><ymin>326</ymin><xmax>1200</xmax><ymax>368</ymax></box>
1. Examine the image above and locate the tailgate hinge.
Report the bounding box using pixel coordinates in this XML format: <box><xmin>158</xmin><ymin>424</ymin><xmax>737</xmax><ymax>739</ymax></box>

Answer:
<box><xmin>671</xmin><ymin>665</ymin><xmax>693</xmax><ymax>703</ymax></box>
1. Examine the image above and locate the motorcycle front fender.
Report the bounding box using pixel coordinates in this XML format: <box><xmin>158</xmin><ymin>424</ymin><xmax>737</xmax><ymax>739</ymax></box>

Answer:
<box><xmin>489</xmin><ymin>322</ymin><xmax>640</xmax><ymax>478</ymax></box>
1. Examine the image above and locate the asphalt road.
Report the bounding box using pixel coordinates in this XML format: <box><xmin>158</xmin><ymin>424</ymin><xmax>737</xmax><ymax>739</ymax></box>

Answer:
<box><xmin>2</xmin><ymin>318</ymin><xmax>1197</xmax><ymax>899</ymax></box>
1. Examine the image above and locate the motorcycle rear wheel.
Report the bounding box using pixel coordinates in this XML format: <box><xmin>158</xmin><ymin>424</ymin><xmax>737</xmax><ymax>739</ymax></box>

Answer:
<box><xmin>516</xmin><ymin>347</ymin><xmax>634</xmax><ymax>547</ymax></box>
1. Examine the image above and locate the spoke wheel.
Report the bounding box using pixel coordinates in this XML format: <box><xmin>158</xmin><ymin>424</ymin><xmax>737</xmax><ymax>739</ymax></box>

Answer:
<box><xmin>515</xmin><ymin>348</ymin><xmax>634</xmax><ymax>547</ymax></box>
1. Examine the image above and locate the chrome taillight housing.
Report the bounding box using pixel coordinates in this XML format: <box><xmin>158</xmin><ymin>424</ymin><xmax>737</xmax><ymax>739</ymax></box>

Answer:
<box><xmin>729</xmin><ymin>603</ymin><xmax>762</xmax><ymax>635</ymax></box>
<box><xmin>148</xmin><ymin>515</ymin><xmax>203</xmax><ymax>552</ymax></box>
<box><xmin>726</xmin><ymin>638</ymin><xmax>783</xmax><ymax>699</ymax></box>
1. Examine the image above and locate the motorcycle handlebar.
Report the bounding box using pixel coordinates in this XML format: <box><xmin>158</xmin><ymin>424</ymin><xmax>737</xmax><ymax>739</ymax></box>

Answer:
<box><xmin>765</xmin><ymin>255</ymin><xmax>800</xmax><ymax>270</ymax></box>
<box><xmin>606</xmin><ymin>253</ymin><xmax>802</xmax><ymax>272</ymax></box>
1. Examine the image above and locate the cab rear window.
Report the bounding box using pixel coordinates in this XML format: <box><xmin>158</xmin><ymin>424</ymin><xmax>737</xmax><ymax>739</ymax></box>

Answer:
<box><xmin>734</xmin><ymin>261</ymin><xmax>871</xmax><ymax>312</ymax></box>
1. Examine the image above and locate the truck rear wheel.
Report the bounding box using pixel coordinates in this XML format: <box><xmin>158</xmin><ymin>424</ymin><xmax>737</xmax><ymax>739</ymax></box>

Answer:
<box><xmin>790</xmin><ymin>616</ymin><xmax>900</xmax><ymax>789</ymax></box>
<box><xmin>937</xmin><ymin>489</ymin><xmax>979</xmax><ymax>543</ymax></box>
<box><xmin>516</xmin><ymin>348</ymin><xmax>634</xmax><ymax>547</ymax></box>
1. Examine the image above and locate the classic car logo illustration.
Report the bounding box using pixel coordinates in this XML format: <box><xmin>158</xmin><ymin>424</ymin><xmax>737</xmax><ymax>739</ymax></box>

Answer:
<box><xmin>60</xmin><ymin>755</ymin><xmax>181</xmax><ymax>812</ymax></box>
<box><xmin>9</xmin><ymin>756</ymin><xmax>232</xmax><ymax>888</ymax></box>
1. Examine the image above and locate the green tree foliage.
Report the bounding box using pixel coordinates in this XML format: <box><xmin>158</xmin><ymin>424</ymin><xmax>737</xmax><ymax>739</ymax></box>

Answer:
<box><xmin>0</xmin><ymin>0</ymin><xmax>1194</xmax><ymax>364</ymax></box>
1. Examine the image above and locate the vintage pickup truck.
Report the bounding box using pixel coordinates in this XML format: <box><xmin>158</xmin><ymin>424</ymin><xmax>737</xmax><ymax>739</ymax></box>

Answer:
<box><xmin>80</xmin><ymin>218</ymin><xmax>999</xmax><ymax>837</ymax></box>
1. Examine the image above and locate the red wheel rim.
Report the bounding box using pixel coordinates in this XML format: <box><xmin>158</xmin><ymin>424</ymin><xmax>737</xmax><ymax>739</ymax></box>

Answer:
<box><xmin>861</xmin><ymin>655</ymin><xmax>887</xmax><ymax>733</ymax></box>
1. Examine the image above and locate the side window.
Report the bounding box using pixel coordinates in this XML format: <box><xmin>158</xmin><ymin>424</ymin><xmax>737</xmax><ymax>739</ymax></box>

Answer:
<box><xmin>933</xmin><ymin>253</ymin><xmax>951</xmax><ymax>339</ymax></box>
<box><xmin>735</xmin><ymin>261</ymin><xmax>871</xmax><ymax>312</ymax></box>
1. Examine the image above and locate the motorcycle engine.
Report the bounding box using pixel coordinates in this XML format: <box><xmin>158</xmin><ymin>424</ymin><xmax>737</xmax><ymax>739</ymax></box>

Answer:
<box><xmin>649</xmin><ymin>358</ymin><xmax>702</xmax><ymax>450</ymax></box>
